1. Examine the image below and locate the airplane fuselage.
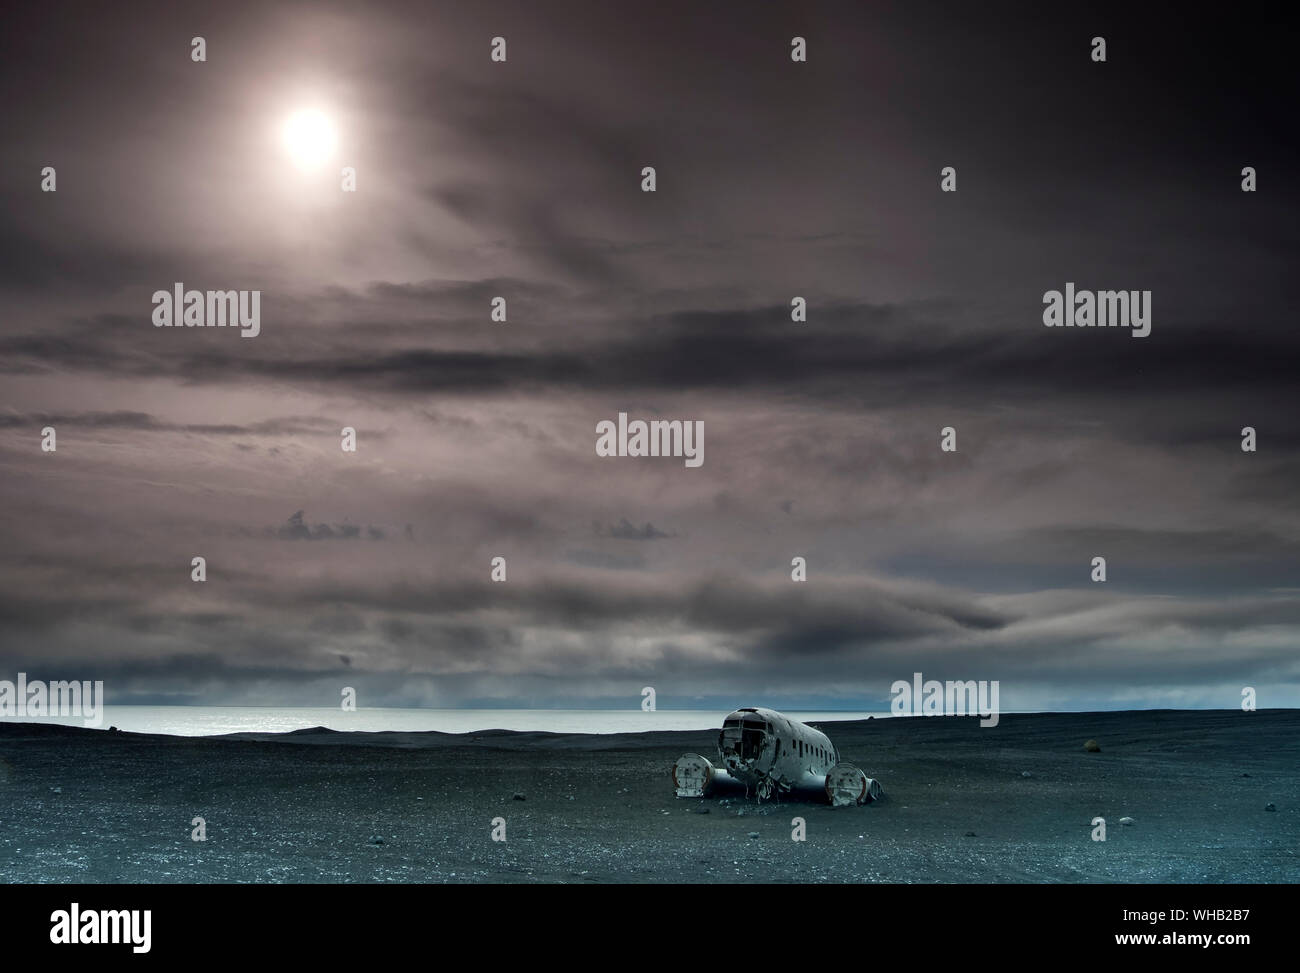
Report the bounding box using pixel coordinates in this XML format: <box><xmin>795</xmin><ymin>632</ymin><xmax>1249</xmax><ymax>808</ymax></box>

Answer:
<box><xmin>717</xmin><ymin>707</ymin><xmax>838</xmax><ymax>798</ymax></box>
<box><xmin>673</xmin><ymin>707</ymin><xmax>883</xmax><ymax>805</ymax></box>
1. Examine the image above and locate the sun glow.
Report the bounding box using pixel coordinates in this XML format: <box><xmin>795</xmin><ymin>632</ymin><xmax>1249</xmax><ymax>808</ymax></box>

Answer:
<box><xmin>281</xmin><ymin>109</ymin><xmax>337</xmax><ymax>171</ymax></box>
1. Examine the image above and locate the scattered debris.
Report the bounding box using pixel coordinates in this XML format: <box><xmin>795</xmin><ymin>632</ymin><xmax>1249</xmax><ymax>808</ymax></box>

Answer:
<box><xmin>1083</xmin><ymin>740</ymin><xmax>1101</xmax><ymax>753</ymax></box>
<box><xmin>50</xmin><ymin>786</ymin><xmax>61</xmax><ymax>794</ymax></box>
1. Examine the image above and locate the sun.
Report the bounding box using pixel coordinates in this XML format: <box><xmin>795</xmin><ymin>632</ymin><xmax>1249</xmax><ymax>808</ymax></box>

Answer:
<box><xmin>281</xmin><ymin>109</ymin><xmax>337</xmax><ymax>171</ymax></box>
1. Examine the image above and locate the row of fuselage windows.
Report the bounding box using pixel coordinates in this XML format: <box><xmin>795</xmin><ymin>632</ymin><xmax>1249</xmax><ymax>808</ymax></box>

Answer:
<box><xmin>791</xmin><ymin>738</ymin><xmax>832</xmax><ymax>764</ymax></box>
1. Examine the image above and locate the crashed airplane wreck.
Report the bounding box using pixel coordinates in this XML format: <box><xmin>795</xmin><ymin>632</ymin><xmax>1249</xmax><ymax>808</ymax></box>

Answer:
<box><xmin>673</xmin><ymin>707</ymin><xmax>884</xmax><ymax>806</ymax></box>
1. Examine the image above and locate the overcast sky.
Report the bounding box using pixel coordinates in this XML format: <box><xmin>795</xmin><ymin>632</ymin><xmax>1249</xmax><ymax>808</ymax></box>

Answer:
<box><xmin>1</xmin><ymin>1</ymin><xmax>1296</xmax><ymax>711</ymax></box>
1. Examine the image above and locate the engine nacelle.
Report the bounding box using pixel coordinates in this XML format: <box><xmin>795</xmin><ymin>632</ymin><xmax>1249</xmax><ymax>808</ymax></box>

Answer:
<box><xmin>672</xmin><ymin>753</ymin><xmax>715</xmax><ymax>798</ymax></box>
<box><xmin>824</xmin><ymin>763</ymin><xmax>884</xmax><ymax>806</ymax></box>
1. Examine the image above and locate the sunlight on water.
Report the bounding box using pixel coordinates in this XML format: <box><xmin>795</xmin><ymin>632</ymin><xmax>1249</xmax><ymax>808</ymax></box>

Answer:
<box><xmin>3</xmin><ymin>706</ymin><xmax>891</xmax><ymax>737</ymax></box>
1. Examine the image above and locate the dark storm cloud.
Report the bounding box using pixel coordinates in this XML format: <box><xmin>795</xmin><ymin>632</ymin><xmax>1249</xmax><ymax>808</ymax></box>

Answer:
<box><xmin>600</xmin><ymin>519</ymin><xmax>672</xmax><ymax>541</ymax></box>
<box><xmin>563</xmin><ymin>549</ymin><xmax>647</xmax><ymax>571</ymax></box>
<box><xmin>272</xmin><ymin>510</ymin><xmax>386</xmax><ymax>541</ymax></box>
<box><xmin>428</xmin><ymin>180</ymin><xmax>638</xmax><ymax>288</ymax></box>
<box><xmin>0</xmin><ymin>0</ymin><xmax>1296</xmax><ymax>709</ymax></box>
<box><xmin>3</xmin><ymin>297</ymin><xmax>1297</xmax><ymax>445</ymax></box>
<box><xmin>0</xmin><ymin>410</ymin><xmax>346</xmax><ymax>437</ymax></box>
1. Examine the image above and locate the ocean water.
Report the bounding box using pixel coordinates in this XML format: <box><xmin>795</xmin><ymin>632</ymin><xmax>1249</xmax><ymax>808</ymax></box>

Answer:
<box><xmin>2</xmin><ymin>706</ymin><xmax>890</xmax><ymax>737</ymax></box>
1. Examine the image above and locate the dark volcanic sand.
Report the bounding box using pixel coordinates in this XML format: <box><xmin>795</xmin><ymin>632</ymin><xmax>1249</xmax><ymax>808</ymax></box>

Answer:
<box><xmin>1</xmin><ymin>710</ymin><xmax>1296</xmax><ymax>883</ymax></box>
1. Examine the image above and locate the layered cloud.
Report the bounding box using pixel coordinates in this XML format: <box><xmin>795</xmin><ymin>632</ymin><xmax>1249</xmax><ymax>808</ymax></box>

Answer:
<box><xmin>0</xmin><ymin>0</ymin><xmax>1296</xmax><ymax>710</ymax></box>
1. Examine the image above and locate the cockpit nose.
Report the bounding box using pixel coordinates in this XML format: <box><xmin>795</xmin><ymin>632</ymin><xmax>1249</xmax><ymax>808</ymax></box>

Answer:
<box><xmin>718</xmin><ymin>713</ymin><xmax>769</xmax><ymax>770</ymax></box>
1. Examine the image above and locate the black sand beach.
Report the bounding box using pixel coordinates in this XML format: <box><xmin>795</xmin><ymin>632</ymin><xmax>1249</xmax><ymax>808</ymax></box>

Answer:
<box><xmin>1</xmin><ymin>710</ymin><xmax>1296</xmax><ymax>883</ymax></box>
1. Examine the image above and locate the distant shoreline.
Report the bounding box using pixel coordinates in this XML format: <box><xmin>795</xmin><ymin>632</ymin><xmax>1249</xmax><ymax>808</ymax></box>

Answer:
<box><xmin>1</xmin><ymin>706</ymin><xmax>1294</xmax><ymax>745</ymax></box>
